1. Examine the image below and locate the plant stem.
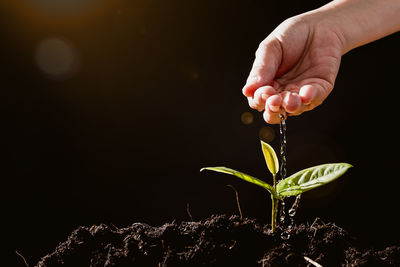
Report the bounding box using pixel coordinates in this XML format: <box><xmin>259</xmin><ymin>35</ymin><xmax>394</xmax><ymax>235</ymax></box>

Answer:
<box><xmin>271</xmin><ymin>174</ymin><xmax>278</xmax><ymax>233</ymax></box>
<box><xmin>271</xmin><ymin>196</ymin><xmax>277</xmax><ymax>233</ymax></box>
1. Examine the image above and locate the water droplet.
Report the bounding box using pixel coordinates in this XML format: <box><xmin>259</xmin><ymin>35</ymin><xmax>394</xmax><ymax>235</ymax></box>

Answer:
<box><xmin>288</xmin><ymin>195</ymin><xmax>301</xmax><ymax>217</ymax></box>
<box><xmin>280</xmin><ymin>232</ymin><xmax>290</xmax><ymax>240</ymax></box>
<box><xmin>288</xmin><ymin>209</ymin><xmax>296</xmax><ymax>217</ymax></box>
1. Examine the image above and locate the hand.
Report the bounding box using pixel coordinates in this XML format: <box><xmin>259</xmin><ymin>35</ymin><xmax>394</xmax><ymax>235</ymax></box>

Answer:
<box><xmin>242</xmin><ymin>13</ymin><xmax>345</xmax><ymax>124</ymax></box>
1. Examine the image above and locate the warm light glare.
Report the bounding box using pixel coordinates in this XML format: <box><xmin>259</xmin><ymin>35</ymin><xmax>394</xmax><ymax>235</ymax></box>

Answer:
<box><xmin>0</xmin><ymin>0</ymin><xmax>114</xmax><ymax>28</ymax></box>
<box><xmin>35</xmin><ymin>38</ymin><xmax>79</xmax><ymax>78</ymax></box>
<box><xmin>30</xmin><ymin>0</ymin><xmax>100</xmax><ymax>15</ymax></box>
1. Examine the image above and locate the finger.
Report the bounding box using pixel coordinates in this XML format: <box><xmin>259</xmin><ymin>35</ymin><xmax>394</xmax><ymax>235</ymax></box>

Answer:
<box><xmin>263</xmin><ymin>108</ymin><xmax>281</xmax><ymax>124</ymax></box>
<box><xmin>266</xmin><ymin>94</ymin><xmax>282</xmax><ymax>113</ymax></box>
<box><xmin>256</xmin><ymin>85</ymin><xmax>277</xmax><ymax>97</ymax></box>
<box><xmin>247</xmin><ymin>96</ymin><xmax>267</xmax><ymax>112</ymax></box>
<box><xmin>247</xmin><ymin>97</ymin><xmax>260</xmax><ymax>111</ymax></box>
<box><xmin>263</xmin><ymin>105</ymin><xmax>286</xmax><ymax>124</ymax></box>
<box><xmin>299</xmin><ymin>82</ymin><xmax>332</xmax><ymax>109</ymax></box>
<box><xmin>252</xmin><ymin>91</ymin><xmax>267</xmax><ymax>111</ymax></box>
<box><xmin>281</xmin><ymin>91</ymin><xmax>302</xmax><ymax>114</ymax></box>
<box><xmin>285</xmin><ymin>82</ymin><xmax>332</xmax><ymax>116</ymax></box>
<box><xmin>253</xmin><ymin>86</ymin><xmax>277</xmax><ymax>110</ymax></box>
<box><xmin>242</xmin><ymin>38</ymin><xmax>282</xmax><ymax>98</ymax></box>
<box><xmin>299</xmin><ymin>84</ymin><xmax>319</xmax><ymax>105</ymax></box>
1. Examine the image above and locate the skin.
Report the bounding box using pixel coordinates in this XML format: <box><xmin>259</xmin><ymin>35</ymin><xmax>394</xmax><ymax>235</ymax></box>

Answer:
<box><xmin>243</xmin><ymin>0</ymin><xmax>400</xmax><ymax>124</ymax></box>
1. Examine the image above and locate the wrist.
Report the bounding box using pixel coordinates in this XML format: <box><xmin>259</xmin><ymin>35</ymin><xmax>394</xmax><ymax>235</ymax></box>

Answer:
<box><xmin>315</xmin><ymin>0</ymin><xmax>400</xmax><ymax>54</ymax></box>
<box><xmin>296</xmin><ymin>8</ymin><xmax>349</xmax><ymax>54</ymax></box>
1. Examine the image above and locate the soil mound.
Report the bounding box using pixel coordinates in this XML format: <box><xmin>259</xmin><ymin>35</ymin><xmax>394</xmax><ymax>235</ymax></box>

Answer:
<box><xmin>36</xmin><ymin>215</ymin><xmax>400</xmax><ymax>266</ymax></box>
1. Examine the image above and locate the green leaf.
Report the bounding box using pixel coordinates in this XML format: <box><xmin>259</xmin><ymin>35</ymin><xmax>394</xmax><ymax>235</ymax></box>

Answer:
<box><xmin>260</xmin><ymin>140</ymin><xmax>279</xmax><ymax>175</ymax></box>
<box><xmin>201</xmin><ymin>167</ymin><xmax>277</xmax><ymax>198</ymax></box>
<box><xmin>276</xmin><ymin>163</ymin><xmax>352</xmax><ymax>197</ymax></box>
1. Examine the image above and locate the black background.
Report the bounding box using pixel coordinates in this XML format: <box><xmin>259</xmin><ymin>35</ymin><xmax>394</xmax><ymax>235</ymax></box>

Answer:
<box><xmin>1</xmin><ymin>0</ymin><xmax>399</xmax><ymax>265</ymax></box>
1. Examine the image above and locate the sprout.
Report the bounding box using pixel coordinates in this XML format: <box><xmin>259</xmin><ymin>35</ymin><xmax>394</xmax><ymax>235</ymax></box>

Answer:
<box><xmin>201</xmin><ymin>140</ymin><xmax>352</xmax><ymax>233</ymax></box>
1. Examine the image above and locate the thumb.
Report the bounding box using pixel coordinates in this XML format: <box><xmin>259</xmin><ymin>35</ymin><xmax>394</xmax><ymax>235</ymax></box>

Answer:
<box><xmin>242</xmin><ymin>37</ymin><xmax>282</xmax><ymax>98</ymax></box>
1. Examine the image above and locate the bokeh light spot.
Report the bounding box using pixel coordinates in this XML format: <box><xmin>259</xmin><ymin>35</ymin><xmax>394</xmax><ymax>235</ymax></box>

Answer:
<box><xmin>192</xmin><ymin>72</ymin><xmax>199</xmax><ymax>80</ymax></box>
<box><xmin>259</xmin><ymin>126</ymin><xmax>275</xmax><ymax>142</ymax></box>
<box><xmin>241</xmin><ymin>112</ymin><xmax>254</xmax><ymax>125</ymax></box>
<box><xmin>35</xmin><ymin>38</ymin><xmax>79</xmax><ymax>78</ymax></box>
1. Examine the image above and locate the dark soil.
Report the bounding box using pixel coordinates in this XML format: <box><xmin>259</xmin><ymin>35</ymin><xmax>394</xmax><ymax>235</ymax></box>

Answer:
<box><xmin>36</xmin><ymin>215</ymin><xmax>400</xmax><ymax>267</ymax></box>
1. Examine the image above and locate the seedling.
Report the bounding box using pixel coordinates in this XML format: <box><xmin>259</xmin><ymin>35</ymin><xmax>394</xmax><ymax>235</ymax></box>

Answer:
<box><xmin>201</xmin><ymin>140</ymin><xmax>352</xmax><ymax>233</ymax></box>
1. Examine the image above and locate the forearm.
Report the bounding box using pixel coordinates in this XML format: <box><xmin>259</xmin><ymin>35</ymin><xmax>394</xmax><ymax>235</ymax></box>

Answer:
<box><xmin>316</xmin><ymin>0</ymin><xmax>400</xmax><ymax>53</ymax></box>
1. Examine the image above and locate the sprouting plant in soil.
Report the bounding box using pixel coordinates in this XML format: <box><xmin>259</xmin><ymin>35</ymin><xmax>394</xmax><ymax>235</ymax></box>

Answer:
<box><xmin>201</xmin><ymin>140</ymin><xmax>352</xmax><ymax>233</ymax></box>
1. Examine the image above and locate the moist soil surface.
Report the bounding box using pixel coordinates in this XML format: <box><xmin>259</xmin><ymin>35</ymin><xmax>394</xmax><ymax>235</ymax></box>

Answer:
<box><xmin>36</xmin><ymin>214</ymin><xmax>400</xmax><ymax>267</ymax></box>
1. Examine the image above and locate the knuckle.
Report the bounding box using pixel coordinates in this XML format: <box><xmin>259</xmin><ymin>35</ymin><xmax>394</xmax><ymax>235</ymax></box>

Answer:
<box><xmin>255</xmin><ymin>40</ymin><xmax>268</xmax><ymax>57</ymax></box>
<box><xmin>247</xmin><ymin>73</ymin><xmax>262</xmax><ymax>84</ymax></box>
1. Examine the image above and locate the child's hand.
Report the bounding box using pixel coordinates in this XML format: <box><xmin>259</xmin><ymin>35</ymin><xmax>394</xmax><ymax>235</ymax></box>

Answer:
<box><xmin>243</xmin><ymin>0</ymin><xmax>400</xmax><ymax>124</ymax></box>
<box><xmin>242</xmin><ymin>13</ymin><xmax>344</xmax><ymax>124</ymax></box>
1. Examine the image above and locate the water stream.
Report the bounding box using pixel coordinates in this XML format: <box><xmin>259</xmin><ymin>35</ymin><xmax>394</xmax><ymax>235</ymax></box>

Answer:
<box><xmin>278</xmin><ymin>114</ymin><xmax>287</xmax><ymax>225</ymax></box>
<box><xmin>279</xmin><ymin>114</ymin><xmax>287</xmax><ymax>181</ymax></box>
<box><xmin>278</xmin><ymin>114</ymin><xmax>301</xmax><ymax>238</ymax></box>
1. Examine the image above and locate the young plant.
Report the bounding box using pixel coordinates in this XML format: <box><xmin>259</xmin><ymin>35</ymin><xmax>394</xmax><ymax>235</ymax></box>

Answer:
<box><xmin>201</xmin><ymin>140</ymin><xmax>352</xmax><ymax>233</ymax></box>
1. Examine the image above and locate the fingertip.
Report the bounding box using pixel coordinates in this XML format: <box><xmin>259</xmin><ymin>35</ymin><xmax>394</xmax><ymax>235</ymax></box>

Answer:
<box><xmin>263</xmin><ymin>109</ymin><xmax>280</xmax><ymax>124</ymax></box>
<box><xmin>247</xmin><ymin>96</ymin><xmax>256</xmax><ymax>109</ymax></box>
<box><xmin>242</xmin><ymin>84</ymin><xmax>255</xmax><ymax>98</ymax></box>
<box><xmin>299</xmin><ymin>85</ymin><xmax>317</xmax><ymax>105</ymax></box>
<box><xmin>254</xmin><ymin>85</ymin><xmax>276</xmax><ymax>102</ymax></box>
<box><xmin>253</xmin><ymin>88</ymin><xmax>265</xmax><ymax>103</ymax></box>
<box><xmin>247</xmin><ymin>96</ymin><xmax>264</xmax><ymax>112</ymax></box>
<box><xmin>282</xmin><ymin>92</ymin><xmax>301</xmax><ymax>113</ymax></box>
<box><xmin>266</xmin><ymin>94</ymin><xmax>282</xmax><ymax>113</ymax></box>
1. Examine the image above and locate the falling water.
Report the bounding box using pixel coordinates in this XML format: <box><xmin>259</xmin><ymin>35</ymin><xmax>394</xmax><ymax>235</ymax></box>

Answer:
<box><xmin>278</xmin><ymin>114</ymin><xmax>287</xmax><ymax>225</ymax></box>
<box><xmin>279</xmin><ymin>113</ymin><xmax>287</xmax><ymax>182</ymax></box>
<box><xmin>278</xmin><ymin>113</ymin><xmax>302</xmax><ymax>238</ymax></box>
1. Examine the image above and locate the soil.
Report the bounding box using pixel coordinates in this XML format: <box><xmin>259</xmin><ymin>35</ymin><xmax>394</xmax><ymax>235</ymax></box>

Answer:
<box><xmin>35</xmin><ymin>215</ymin><xmax>400</xmax><ymax>267</ymax></box>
